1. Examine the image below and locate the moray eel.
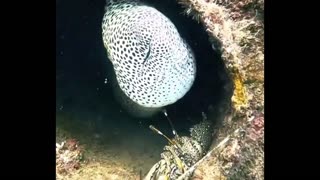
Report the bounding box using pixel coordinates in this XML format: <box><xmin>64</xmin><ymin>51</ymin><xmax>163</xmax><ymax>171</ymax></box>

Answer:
<box><xmin>102</xmin><ymin>2</ymin><xmax>214</xmax><ymax>179</ymax></box>
<box><xmin>102</xmin><ymin>0</ymin><xmax>196</xmax><ymax>117</ymax></box>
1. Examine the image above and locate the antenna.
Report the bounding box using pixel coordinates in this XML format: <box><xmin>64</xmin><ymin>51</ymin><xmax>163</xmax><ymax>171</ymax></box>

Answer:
<box><xmin>149</xmin><ymin>125</ymin><xmax>175</xmax><ymax>146</ymax></box>
<box><xmin>149</xmin><ymin>125</ymin><xmax>184</xmax><ymax>152</ymax></box>
<box><xmin>162</xmin><ymin>109</ymin><xmax>179</xmax><ymax>137</ymax></box>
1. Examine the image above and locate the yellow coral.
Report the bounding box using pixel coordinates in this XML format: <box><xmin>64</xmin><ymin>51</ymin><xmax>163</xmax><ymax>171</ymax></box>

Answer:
<box><xmin>231</xmin><ymin>70</ymin><xmax>248</xmax><ymax>111</ymax></box>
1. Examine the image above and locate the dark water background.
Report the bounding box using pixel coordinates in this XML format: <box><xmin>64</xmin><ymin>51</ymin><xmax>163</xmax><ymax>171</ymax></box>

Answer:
<box><xmin>56</xmin><ymin>0</ymin><xmax>226</xmax><ymax>172</ymax></box>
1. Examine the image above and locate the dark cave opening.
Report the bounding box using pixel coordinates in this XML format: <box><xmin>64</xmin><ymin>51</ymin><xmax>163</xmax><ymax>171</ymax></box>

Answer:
<box><xmin>56</xmin><ymin>0</ymin><xmax>233</xmax><ymax>174</ymax></box>
<box><xmin>134</xmin><ymin>0</ymin><xmax>232</xmax><ymax>136</ymax></box>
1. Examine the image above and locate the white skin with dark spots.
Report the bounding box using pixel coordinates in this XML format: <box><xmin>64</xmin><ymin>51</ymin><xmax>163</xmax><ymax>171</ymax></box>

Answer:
<box><xmin>102</xmin><ymin>1</ymin><xmax>196</xmax><ymax>108</ymax></box>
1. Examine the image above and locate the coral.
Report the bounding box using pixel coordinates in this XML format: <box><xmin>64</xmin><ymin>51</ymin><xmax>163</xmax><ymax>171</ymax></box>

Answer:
<box><xmin>187</xmin><ymin>114</ymin><xmax>264</xmax><ymax>180</ymax></box>
<box><xmin>231</xmin><ymin>69</ymin><xmax>249</xmax><ymax>111</ymax></box>
<box><xmin>56</xmin><ymin>138</ymin><xmax>85</xmax><ymax>178</ymax></box>
<box><xmin>175</xmin><ymin>0</ymin><xmax>264</xmax><ymax>179</ymax></box>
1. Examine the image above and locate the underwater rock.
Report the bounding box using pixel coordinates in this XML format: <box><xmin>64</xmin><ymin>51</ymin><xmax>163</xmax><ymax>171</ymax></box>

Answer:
<box><xmin>56</xmin><ymin>138</ymin><xmax>84</xmax><ymax>177</ymax></box>
<box><xmin>176</xmin><ymin>0</ymin><xmax>264</xmax><ymax>179</ymax></box>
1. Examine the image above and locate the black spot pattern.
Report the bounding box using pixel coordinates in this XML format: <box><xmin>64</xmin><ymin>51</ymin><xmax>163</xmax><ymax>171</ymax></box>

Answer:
<box><xmin>102</xmin><ymin>1</ymin><xmax>196</xmax><ymax>108</ymax></box>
